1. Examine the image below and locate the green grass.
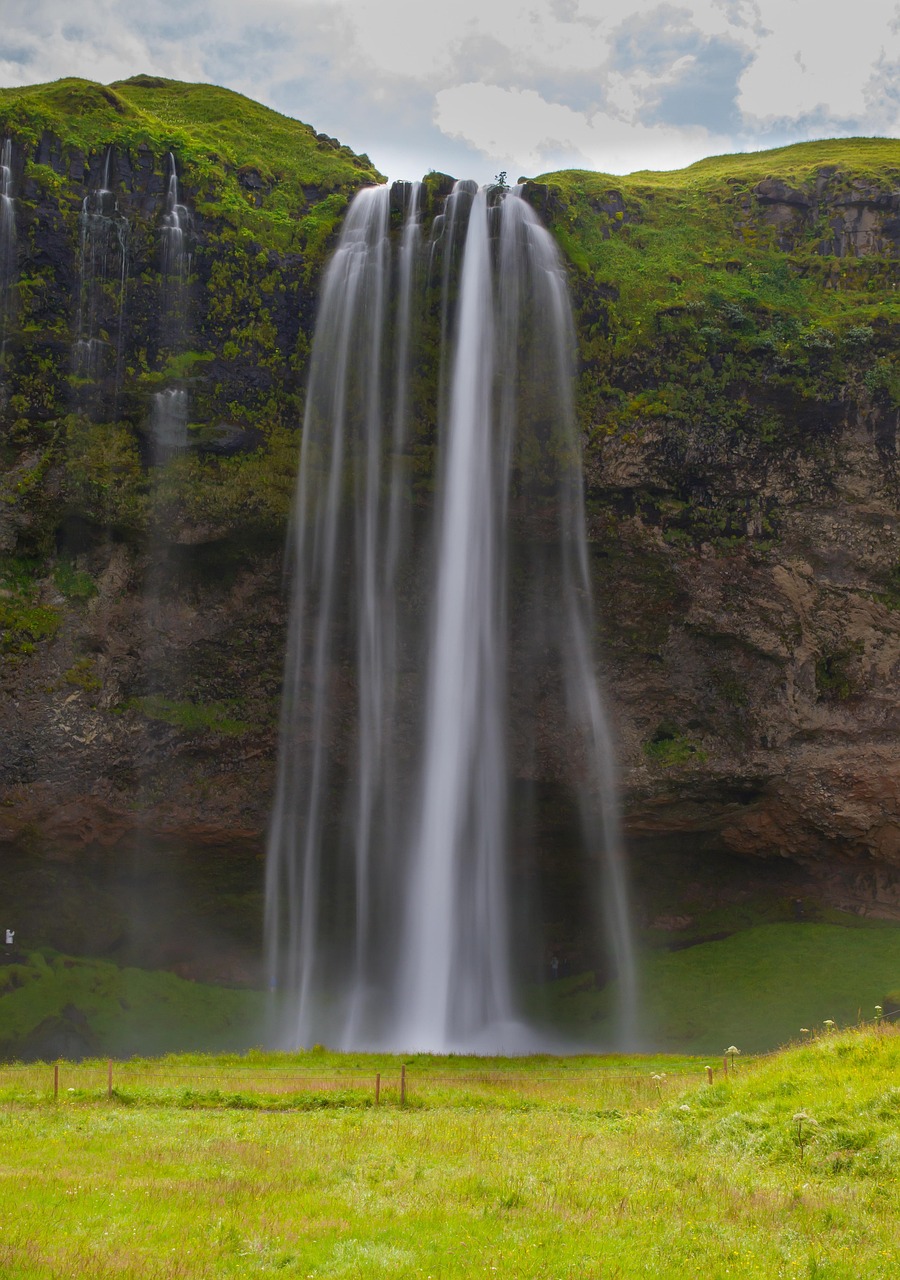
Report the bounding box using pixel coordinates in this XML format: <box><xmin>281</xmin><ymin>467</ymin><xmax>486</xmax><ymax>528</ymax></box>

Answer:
<box><xmin>0</xmin><ymin>1027</ymin><xmax>897</xmax><ymax>1276</ymax></box>
<box><xmin>638</xmin><ymin>924</ymin><xmax>900</xmax><ymax>1053</ymax></box>
<box><xmin>124</xmin><ymin>694</ymin><xmax>253</xmax><ymax>736</ymax></box>
<box><xmin>536</xmin><ymin>137</ymin><xmax>900</xmax><ymax>469</ymax></box>
<box><xmin>543</xmin><ymin>160</ymin><xmax>900</xmax><ymax>346</ymax></box>
<box><xmin>5</xmin><ymin>922</ymin><xmax>900</xmax><ymax>1064</ymax></box>
<box><xmin>0</xmin><ymin>76</ymin><xmax>383</xmax><ymax>256</ymax></box>
<box><xmin>531</xmin><ymin>922</ymin><xmax>900</xmax><ymax>1054</ymax></box>
<box><xmin>0</xmin><ymin>952</ymin><xmax>266</xmax><ymax>1060</ymax></box>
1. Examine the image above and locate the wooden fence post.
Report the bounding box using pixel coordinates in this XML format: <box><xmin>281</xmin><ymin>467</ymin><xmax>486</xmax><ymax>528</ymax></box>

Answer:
<box><xmin>705</xmin><ymin>1066</ymin><xmax>713</xmax><ymax>1085</ymax></box>
<box><xmin>722</xmin><ymin>1055</ymin><xmax>728</xmax><ymax>1077</ymax></box>
<box><xmin>107</xmin><ymin>1059</ymin><xmax>113</xmax><ymax>1101</ymax></box>
<box><xmin>375</xmin><ymin>1073</ymin><xmax>381</xmax><ymax>1105</ymax></box>
<box><xmin>53</xmin><ymin>1063</ymin><xmax>59</xmax><ymax>1100</ymax></box>
<box><xmin>400</xmin><ymin>1064</ymin><xmax>406</xmax><ymax>1106</ymax></box>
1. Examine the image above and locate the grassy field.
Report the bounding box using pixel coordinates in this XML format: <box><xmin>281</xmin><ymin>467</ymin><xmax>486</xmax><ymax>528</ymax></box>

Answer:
<box><xmin>535</xmin><ymin>920</ymin><xmax>900</xmax><ymax>1054</ymax></box>
<box><xmin>0</xmin><ymin>1027</ymin><xmax>897</xmax><ymax>1277</ymax></box>
<box><xmin>4</xmin><ymin>917</ymin><xmax>900</xmax><ymax>1062</ymax></box>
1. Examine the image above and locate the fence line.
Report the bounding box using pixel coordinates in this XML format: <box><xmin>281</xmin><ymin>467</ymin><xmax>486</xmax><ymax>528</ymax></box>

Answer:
<box><xmin>0</xmin><ymin>1060</ymin><xmax>714</xmax><ymax>1107</ymax></box>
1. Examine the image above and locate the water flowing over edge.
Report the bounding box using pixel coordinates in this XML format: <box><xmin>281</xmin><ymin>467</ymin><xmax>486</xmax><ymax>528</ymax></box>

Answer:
<box><xmin>265</xmin><ymin>181</ymin><xmax>637</xmax><ymax>1054</ymax></box>
<box><xmin>0</xmin><ymin>138</ymin><xmax>16</xmax><ymax>373</ymax></box>
<box><xmin>73</xmin><ymin>149</ymin><xmax>129</xmax><ymax>390</ymax></box>
<box><xmin>150</xmin><ymin>154</ymin><xmax>191</xmax><ymax>461</ymax></box>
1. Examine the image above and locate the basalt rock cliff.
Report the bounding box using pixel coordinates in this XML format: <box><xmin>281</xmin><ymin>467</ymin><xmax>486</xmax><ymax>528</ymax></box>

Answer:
<box><xmin>0</xmin><ymin>80</ymin><xmax>898</xmax><ymax>973</ymax></box>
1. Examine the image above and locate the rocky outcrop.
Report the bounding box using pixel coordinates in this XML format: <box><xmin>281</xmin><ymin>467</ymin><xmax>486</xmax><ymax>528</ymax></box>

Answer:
<box><xmin>748</xmin><ymin>169</ymin><xmax>900</xmax><ymax>256</ymax></box>
<box><xmin>590</xmin><ymin>383</ymin><xmax>900</xmax><ymax>919</ymax></box>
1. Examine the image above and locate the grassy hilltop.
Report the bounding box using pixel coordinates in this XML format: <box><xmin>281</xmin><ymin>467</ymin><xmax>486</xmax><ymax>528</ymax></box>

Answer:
<box><xmin>536</xmin><ymin>137</ymin><xmax>900</xmax><ymax>470</ymax></box>
<box><xmin>0</xmin><ymin>76</ymin><xmax>384</xmax><ymax>549</ymax></box>
<box><xmin>0</xmin><ymin>74</ymin><xmax>383</xmax><ymax>250</ymax></box>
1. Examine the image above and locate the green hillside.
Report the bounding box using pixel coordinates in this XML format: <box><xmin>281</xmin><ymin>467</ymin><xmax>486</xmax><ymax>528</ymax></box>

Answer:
<box><xmin>535</xmin><ymin>139</ymin><xmax>900</xmax><ymax>459</ymax></box>
<box><xmin>0</xmin><ymin>75</ymin><xmax>383</xmax><ymax>252</ymax></box>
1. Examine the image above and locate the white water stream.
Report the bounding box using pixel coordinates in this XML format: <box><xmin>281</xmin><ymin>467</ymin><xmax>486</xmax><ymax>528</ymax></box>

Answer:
<box><xmin>0</xmin><ymin>138</ymin><xmax>16</xmax><ymax>374</ymax></box>
<box><xmin>73</xmin><ymin>149</ymin><xmax>128</xmax><ymax>389</ymax></box>
<box><xmin>266</xmin><ymin>181</ymin><xmax>636</xmax><ymax>1052</ymax></box>
<box><xmin>151</xmin><ymin>154</ymin><xmax>191</xmax><ymax>461</ymax></box>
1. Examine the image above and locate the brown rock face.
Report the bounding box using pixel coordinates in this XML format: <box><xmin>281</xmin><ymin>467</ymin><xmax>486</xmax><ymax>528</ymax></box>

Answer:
<box><xmin>3</xmin><ymin>390</ymin><xmax>898</xmax><ymax>960</ymax></box>
<box><xmin>590</xmin><ymin>395</ymin><xmax>900</xmax><ymax>921</ymax></box>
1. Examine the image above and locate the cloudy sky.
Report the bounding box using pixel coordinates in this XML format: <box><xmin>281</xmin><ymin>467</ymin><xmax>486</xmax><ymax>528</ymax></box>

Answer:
<box><xmin>1</xmin><ymin>0</ymin><xmax>898</xmax><ymax>180</ymax></box>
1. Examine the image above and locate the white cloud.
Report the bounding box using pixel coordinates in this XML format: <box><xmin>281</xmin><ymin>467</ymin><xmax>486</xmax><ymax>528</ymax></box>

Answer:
<box><xmin>435</xmin><ymin>81</ymin><xmax>733</xmax><ymax>174</ymax></box>
<box><xmin>737</xmin><ymin>0</ymin><xmax>900</xmax><ymax>123</ymax></box>
<box><xmin>0</xmin><ymin>0</ymin><xmax>897</xmax><ymax>179</ymax></box>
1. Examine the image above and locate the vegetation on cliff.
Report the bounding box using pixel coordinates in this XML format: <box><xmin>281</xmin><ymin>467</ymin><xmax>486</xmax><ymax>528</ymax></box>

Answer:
<box><xmin>527</xmin><ymin>140</ymin><xmax>900</xmax><ymax>793</ymax></box>
<box><xmin>536</xmin><ymin>138</ymin><xmax>900</xmax><ymax>540</ymax></box>
<box><xmin>0</xmin><ymin>75</ymin><xmax>383</xmax><ymax>559</ymax></box>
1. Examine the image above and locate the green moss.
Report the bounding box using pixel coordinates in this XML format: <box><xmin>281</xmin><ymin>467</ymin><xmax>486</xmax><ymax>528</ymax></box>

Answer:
<box><xmin>875</xmin><ymin>563</ymin><xmax>900</xmax><ymax>612</ymax></box>
<box><xmin>0</xmin><ymin>557</ymin><xmax>59</xmax><ymax>656</ymax></box>
<box><xmin>534</xmin><ymin>139</ymin><xmax>900</xmax><ymax>477</ymax></box>
<box><xmin>52</xmin><ymin>560</ymin><xmax>97</xmax><ymax>601</ymax></box>
<box><xmin>0</xmin><ymin>76</ymin><xmax>385</xmax><ymax>549</ymax></box>
<box><xmin>814</xmin><ymin>644</ymin><xmax>863</xmax><ymax>701</ymax></box>
<box><xmin>150</xmin><ymin>427</ymin><xmax>298</xmax><ymax>533</ymax></box>
<box><xmin>64</xmin><ymin>416</ymin><xmax>147</xmax><ymax>529</ymax></box>
<box><xmin>63</xmin><ymin>656</ymin><xmax>102</xmax><ymax>692</ymax></box>
<box><xmin>126</xmin><ymin>694</ymin><xmax>252</xmax><ymax>736</ymax></box>
<box><xmin>643</xmin><ymin>723</ymin><xmax>708</xmax><ymax>768</ymax></box>
<box><xmin>0</xmin><ymin>597</ymin><xmax>59</xmax><ymax>655</ymax></box>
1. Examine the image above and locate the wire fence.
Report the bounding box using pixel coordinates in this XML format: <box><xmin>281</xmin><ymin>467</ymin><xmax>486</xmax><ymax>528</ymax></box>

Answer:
<box><xmin>0</xmin><ymin>1059</ymin><xmax>718</xmax><ymax>1109</ymax></box>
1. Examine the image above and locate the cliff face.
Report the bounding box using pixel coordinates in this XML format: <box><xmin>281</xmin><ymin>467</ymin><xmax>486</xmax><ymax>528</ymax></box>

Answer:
<box><xmin>537</xmin><ymin>143</ymin><xmax>900</xmax><ymax>926</ymax></box>
<box><xmin>0</xmin><ymin>77</ymin><xmax>381</xmax><ymax>970</ymax></box>
<box><xmin>0</xmin><ymin>83</ymin><xmax>898</xmax><ymax>966</ymax></box>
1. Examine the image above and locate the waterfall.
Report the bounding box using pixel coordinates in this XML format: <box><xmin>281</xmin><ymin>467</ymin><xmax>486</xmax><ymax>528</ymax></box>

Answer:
<box><xmin>160</xmin><ymin>153</ymin><xmax>190</xmax><ymax>348</ymax></box>
<box><xmin>74</xmin><ymin>149</ymin><xmax>129</xmax><ymax>393</ymax></box>
<box><xmin>149</xmin><ymin>388</ymin><xmax>188</xmax><ymax>463</ymax></box>
<box><xmin>0</xmin><ymin>138</ymin><xmax>16</xmax><ymax>375</ymax></box>
<box><xmin>152</xmin><ymin>154</ymin><xmax>191</xmax><ymax>459</ymax></box>
<box><xmin>266</xmin><ymin>180</ymin><xmax>636</xmax><ymax>1052</ymax></box>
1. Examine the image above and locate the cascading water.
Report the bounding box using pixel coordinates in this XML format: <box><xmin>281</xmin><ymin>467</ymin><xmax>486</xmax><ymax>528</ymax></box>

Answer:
<box><xmin>74</xmin><ymin>149</ymin><xmax>129</xmax><ymax>391</ymax></box>
<box><xmin>151</xmin><ymin>155</ymin><xmax>192</xmax><ymax>462</ymax></box>
<box><xmin>160</xmin><ymin>153</ymin><xmax>190</xmax><ymax>347</ymax></box>
<box><xmin>149</xmin><ymin>387</ymin><xmax>188</xmax><ymax>463</ymax></box>
<box><xmin>266</xmin><ymin>180</ymin><xmax>636</xmax><ymax>1052</ymax></box>
<box><xmin>0</xmin><ymin>138</ymin><xmax>16</xmax><ymax>374</ymax></box>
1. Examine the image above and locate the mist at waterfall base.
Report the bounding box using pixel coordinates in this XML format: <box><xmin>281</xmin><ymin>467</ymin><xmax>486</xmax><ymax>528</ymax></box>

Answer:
<box><xmin>265</xmin><ymin>180</ymin><xmax>636</xmax><ymax>1055</ymax></box>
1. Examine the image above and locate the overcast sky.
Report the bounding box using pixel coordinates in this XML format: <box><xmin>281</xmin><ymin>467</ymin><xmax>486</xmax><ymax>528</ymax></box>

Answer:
<box><xmin>1</xmin><ymin>0</ymin><xmax>898</xmax><ymax>180</ymax></box>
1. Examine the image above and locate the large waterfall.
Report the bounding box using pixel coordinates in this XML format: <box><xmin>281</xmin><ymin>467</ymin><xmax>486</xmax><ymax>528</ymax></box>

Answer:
<box><xmin>266</xmin><ymin>180</ymin><xmax>635</xmax><ymax>1052</ymax></box>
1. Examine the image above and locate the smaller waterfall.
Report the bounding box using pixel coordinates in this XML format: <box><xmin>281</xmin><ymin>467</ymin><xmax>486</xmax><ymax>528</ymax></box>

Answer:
<box><xmin>74</xmin><ymin>150</ymin><xmax>129</xmax><ymax>391</ymax></box>
<box><xmin>160</xmin><ymin>154</ymin><xmax>190</xmax><ymax>344</ymax></box>
<box><xmin>154</xmin><ymin>154</ymin><xmax>191</xmax><ymax>451</ymax></box>
<box><xmin>149</xmin><ymin>388</ymin><xmax>188</xmax><ymax>463</ymax></box>
<box><xmin>0</xmin><ymin>138</ymin><xmax>16</xmax><ymax>374</ymax></box>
